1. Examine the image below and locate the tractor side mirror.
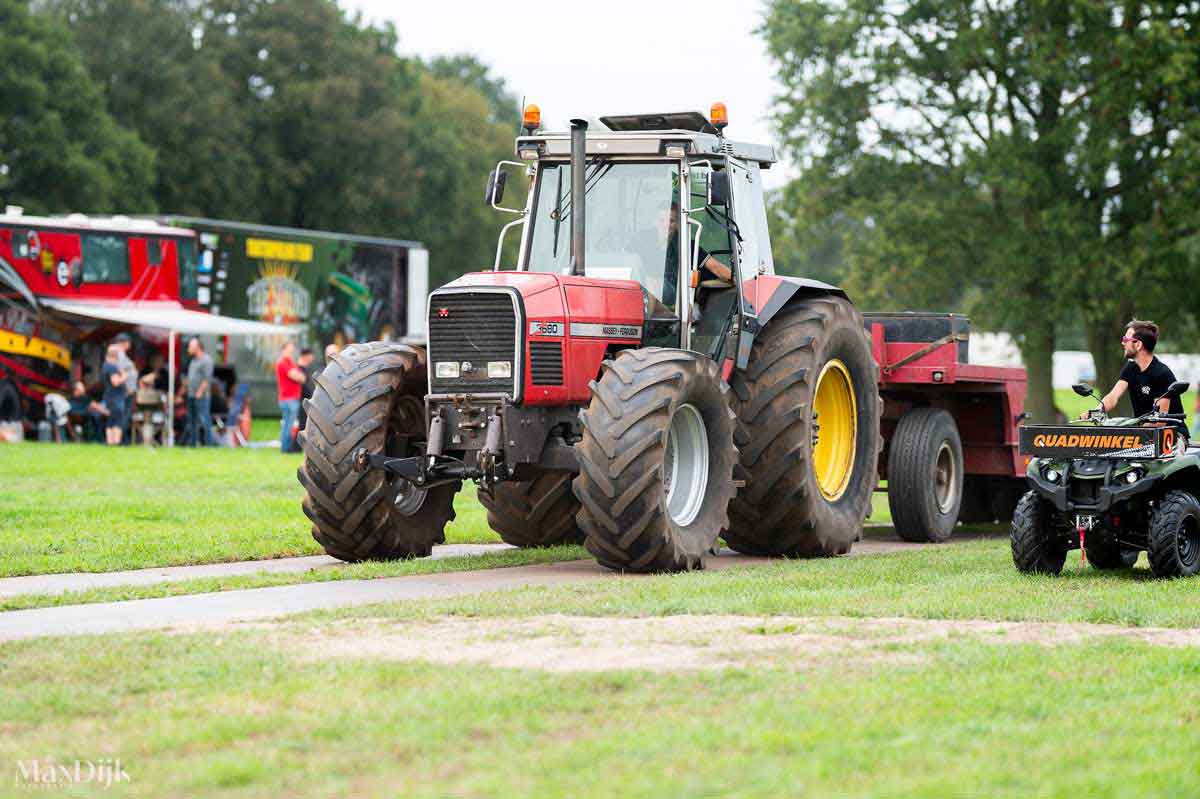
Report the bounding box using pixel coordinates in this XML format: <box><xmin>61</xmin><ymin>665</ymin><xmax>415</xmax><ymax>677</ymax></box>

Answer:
<box><xmin>1161</xmin><ymin>381</ymin><xmax>1189</xmax><ymax>399</ymax></box>
<box><xmin>708</xmin><ymin>171</ymin><xmax>729</xmax><ymax>207</ymax></box>
<box><xmin>485</xmin><ymin>167</ymin><xmax>508</xmax><ymax>207</ymax></box>
<box><xmin>1072</xmin><ymin>383</ymin><xmax>1095</xmax><ymax>398</ymax></box>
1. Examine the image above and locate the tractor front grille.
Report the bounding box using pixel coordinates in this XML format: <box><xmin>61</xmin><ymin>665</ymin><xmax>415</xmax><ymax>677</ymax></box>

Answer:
<box><xmin>529</xmin><ymin>341</ymin><xmax>563</xmax><ymax>385</ymax></box>
<box><xmin>428</xmin><ymin>290</ymin><xmax>521</xmax><ymax>397</ymax></box>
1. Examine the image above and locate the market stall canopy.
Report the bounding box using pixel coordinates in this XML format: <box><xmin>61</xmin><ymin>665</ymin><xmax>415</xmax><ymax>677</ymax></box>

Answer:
<box><xmin>40</xmin><ymin>299</ymin><xmax>298</xmax><ymax>337</ymax></box>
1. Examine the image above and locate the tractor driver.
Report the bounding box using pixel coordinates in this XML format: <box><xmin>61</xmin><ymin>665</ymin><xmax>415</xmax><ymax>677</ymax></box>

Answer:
<box><xmin>658</xmin><ymin>200</ymin><xmax>732</xmax><ymax>307</ymax></box>
<box><xmin>1083</xmin><ymin>319</ymin><xmax>1185</xmax><ymax>420</ymax></box>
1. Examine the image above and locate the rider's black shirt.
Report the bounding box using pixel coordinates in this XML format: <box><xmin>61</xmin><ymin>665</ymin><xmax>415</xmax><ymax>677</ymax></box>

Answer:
<box><xmin>1120</xmin><ymin>356</ymin><xmax>1184</xmax><ymax>417</ymax></box>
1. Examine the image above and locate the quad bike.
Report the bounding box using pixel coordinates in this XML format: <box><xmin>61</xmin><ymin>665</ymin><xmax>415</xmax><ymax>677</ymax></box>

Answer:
<box><xmin>1013</xmin><ymin>380</ymin><xmax>1200</xmax><ymax>578</ymax></box>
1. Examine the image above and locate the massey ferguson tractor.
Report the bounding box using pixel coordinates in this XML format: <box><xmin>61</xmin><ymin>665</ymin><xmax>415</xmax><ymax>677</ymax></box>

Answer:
<box><xmin>298</xmin><ymin>103</ymin><xmax>884</xmax><ymax>572</ymax></box>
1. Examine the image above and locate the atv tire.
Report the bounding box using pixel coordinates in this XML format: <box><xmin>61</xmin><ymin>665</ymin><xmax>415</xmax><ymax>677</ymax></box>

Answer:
<box><xmin>1147</xmin><ymin>489</ymin><xmax>1200</xmax><ymax>578</ymax></box>
<box><xmin>725</xmin><ymin>296</ymin><xmax>881</xmax><ymax>556</ymax></box>
<box><xmin>478</xmin><ymin>471</ymin><xmax>584</xmax><ymax>548</ymax></box>
<box><xmin>573</xmin><ymin>348</ymin><xmax>738</xmax><ymax>572</ymax></box>
<box><xmin>298</xmin><ymin>342</ymin><xmax>458</xmax><ymax>561</ymax></box>
<box><xmin>1084</xmin><ymin>536</ymin><xmax>1138</xmax><ymax>570</ymax></box>
<box><xmin>1010</xmin><ymin>490</ymin><xmax>1067</xmax><ymax>575</ymax></box>
<box><xmin>888</xmin><ymin>408</ymin><xmax>963</xmax><ymax>542</ymax></box>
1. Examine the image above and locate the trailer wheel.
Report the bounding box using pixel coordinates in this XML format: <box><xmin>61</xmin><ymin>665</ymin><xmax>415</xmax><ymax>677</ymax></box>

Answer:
<box><xmin>573</xmin><ymin>348</ymin><xmax>738</xmax><ymax>572</ymax></box>
<box><xmin>725</xmin><ymin>296</ymin><xmax>881</xmax><ymax>556</ymax></box>
<box><xmin>298</xmin><ymin>342</ymin><xmax>458</xmax><ymax>562</ymax></box>
<box><xmin>1147</xmin><ymin>490</ymin><xmax>1200</xmax><ymax>578</ymax></box>
<box><xmin>1010</xmin><ymin>490</ymin><xmax>1067</xmax><ymax>575</ymax></box>
<box><xmin>0</xmin><ymin>380</ymin><xmax>21</xmax><ymax>423</ymax></box>
<box><xmin>887</xmin><ymin>408</ymin><xmax>963</xmax><ymax>542</ymax></box>
<box><xmin>478</xmin><ymin>471</ymin><xmax>584</xmax><ymax>547</ymax></box>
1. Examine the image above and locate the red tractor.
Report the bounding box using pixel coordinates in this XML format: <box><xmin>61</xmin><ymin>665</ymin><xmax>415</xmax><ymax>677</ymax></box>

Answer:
<box><xmin>298</xmin><ymin>105</ymin><xmax>883</xmax><ymax>572</ymax></box>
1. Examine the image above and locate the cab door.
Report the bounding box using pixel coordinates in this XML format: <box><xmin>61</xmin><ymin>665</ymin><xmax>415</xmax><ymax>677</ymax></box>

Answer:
<box><xmin>726</xmin><ymin>157</ymin><xmax>771</xmax><ymax>368</ymax></box>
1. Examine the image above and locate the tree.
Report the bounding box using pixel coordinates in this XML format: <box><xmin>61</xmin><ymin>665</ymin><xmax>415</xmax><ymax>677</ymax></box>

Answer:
<box><xmin>0</xmin><ymin>0</ymin><xmax>154</xmax><ymax>214</ymax></box>
<box><xmin>427</xmin><ymin>54</ymin><xmax>521</xmax><ymax>126</ymax></box>
<box><xmin>763</xmin><ymin>1</ymin><xmax>1200</xmax><ymax>421</ymax></box>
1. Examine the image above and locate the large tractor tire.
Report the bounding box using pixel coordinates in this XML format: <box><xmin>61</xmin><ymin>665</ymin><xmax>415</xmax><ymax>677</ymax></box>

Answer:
<box><xmin>573</xmin><ymin>348</ymin><xmax>738</xmax><ymax>572</ymax></box>
<box><xmin>1147</xmin><ymin>490</ymin><xmax>1200</xmax><ymax>578</ymax></box>
<box><xmin>478</xmin><ymin>471</ymin><xmax>585</xmax><ymax>548</ymax></box>
<box><xmin>297</xmin><ymin>342</ymin><xmax>458</xmax><ymax>562</ymax></box>
<box><xmin>1010</xmin><ymin>490</ymin><xmax>1067</xmax><ymax>575</ymax></box>
<box><xmin>0</xmin><ymin>379</ymin><xmax>21</xmax><ymax>423</ymax></box>
<box><xmin>725</xmin><ymin>296</ymin><xmax>881</xmax><ymax>557</ymax></box>
<box><xmin>887</xmin><ymin>408</ymin><xmax>963</xmax><ymax>543</ymax></box>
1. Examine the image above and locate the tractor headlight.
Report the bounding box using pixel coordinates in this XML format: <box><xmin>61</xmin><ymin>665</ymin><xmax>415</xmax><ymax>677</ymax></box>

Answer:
<box><xmin>435</xmin><ymin>362</ymin><xmax>460</xmax><ymax>379</ymax></box>
<box><xmin>487</xmin><ymin>361</ymin><xmax>512</xmax><ymax>379</ymax></box>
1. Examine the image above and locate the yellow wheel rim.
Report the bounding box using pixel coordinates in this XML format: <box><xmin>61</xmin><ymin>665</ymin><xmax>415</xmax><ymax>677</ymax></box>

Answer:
<box><xmin>812</xmin><ymin>359</ymin><xmax>857</xmax><ymax>501</ymax></box>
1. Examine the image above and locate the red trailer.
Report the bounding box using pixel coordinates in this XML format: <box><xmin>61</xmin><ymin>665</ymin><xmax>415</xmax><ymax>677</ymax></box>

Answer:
<box><xmin>868</xmin><ymin>312</ymin><xmax>1029</xmax><ymax>541</ymax></box>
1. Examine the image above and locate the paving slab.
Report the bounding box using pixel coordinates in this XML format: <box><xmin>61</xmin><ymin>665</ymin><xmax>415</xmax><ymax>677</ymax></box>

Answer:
<box><xmin>0</xmin><ymin>543</ymin><xmax>515</xmax><ymax>599</ymax></box>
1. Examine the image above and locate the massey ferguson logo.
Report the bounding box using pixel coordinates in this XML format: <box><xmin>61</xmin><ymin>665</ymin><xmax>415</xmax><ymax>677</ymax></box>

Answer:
<box><xmin>437</xmin><ymin>308</ymin><xmax>450</xmax><ymax>318</ymax></box>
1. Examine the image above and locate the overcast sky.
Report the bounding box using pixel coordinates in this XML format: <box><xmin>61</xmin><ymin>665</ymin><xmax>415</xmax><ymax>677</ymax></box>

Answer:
<box><xmin>342</xmin><ymin>0</ymin><xmax>793</xmax><ymax>186</ymax></box>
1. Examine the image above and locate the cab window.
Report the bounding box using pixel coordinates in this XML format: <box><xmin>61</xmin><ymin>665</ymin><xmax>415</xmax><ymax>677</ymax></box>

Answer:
<box><xmin>81</xmin><ymin>234</ymin><xmax>131</xmax><ymax>283</ymax></box>
<box><xmin>178</xmin><ymin>239</ymin><xmax>198</xmax><ymax>301</ymax></box>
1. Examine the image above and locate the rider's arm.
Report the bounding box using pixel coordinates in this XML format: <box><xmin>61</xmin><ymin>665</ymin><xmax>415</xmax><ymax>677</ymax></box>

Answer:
<box><xmin>701</xmin><ymin>254</ymin><xmax>732</xmax><ymax>282</ymax></box>
<box><xmin>1100</xmin><ymin>380</ymin><xmax>1128</xmax><ymax>413</ymax></box>
<box><xmin>1157</xmin><ymin>396</ymin><xmax>1172</xmax><ymax>414</ymax></box>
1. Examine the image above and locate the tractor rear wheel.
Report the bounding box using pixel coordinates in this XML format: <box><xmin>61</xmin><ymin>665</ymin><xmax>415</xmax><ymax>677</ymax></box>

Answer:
<box><xmin>478</xmin><ymin>471</ymin><xmax>584</xmax><ymax>547</ymax></box>
<box><xmin>298</xmin><ymin>342</ymin><xmax>458</xmax><ymax>562</ymax></box>
<box><xmin>725</xmin><ymin>296</ymin><xmax>881</xmax><ymax>556</ymax></box>
<box><xmin>888</xmin><ymin>408</ymin><xmax>963</xmax><ymax>543</ymax></box>
<box><xmin>573</xmin><ymin>348</ymin><xmax>738</xmax><ymax>572</ymax></box>
<box><xmin>1147</xmin><ymin>490</ymin><xmax>1200</xmax><ymax>578</ymax></box>
<box><xmin>1010</xmin><ymin>490</ymin><xmax>1066</xmax><ymax>575</ymax></box>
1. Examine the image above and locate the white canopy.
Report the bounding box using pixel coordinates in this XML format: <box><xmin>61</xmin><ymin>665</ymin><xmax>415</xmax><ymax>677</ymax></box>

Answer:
<box><xmin>43</xmin><ymin>299</ymin><xmax>298</xmax><ymax>447</ymax></box>
<box><xmin>41</xmin><ymin>299</ymin><xmax>297</xmax><ymax>337</ymax></box>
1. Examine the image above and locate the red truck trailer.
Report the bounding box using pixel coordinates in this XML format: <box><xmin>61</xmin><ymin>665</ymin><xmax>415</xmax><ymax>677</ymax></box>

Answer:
<box><xmin>868</xmin><ymin>312</ymin><xmax>1029</xmax><ymax>541</ymax></box>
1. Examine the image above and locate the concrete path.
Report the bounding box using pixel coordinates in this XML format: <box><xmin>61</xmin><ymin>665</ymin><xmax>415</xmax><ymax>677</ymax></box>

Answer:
<box><xmin>0</xmin><ymin>543</ymin><xmax>515</xmax><ymax>599</ymax></box>
<box><xmin>0</xmin><ymin>530</ymin><xmax>1000</xmax><ymax>643</ymax></box>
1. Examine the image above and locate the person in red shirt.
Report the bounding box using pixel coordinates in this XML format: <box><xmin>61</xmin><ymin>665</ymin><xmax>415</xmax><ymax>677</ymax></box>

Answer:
<box><xmin>275</xmin><ymin>341</ymin><xmax>306</xmax><ymax>453</ymax></box>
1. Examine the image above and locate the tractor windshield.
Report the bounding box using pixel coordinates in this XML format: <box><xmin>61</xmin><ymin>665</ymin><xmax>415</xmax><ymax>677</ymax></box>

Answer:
<box><xmin>524</xmin><ymin>161</ymin><xmax>682</xmax><ymax>307</ymax></box>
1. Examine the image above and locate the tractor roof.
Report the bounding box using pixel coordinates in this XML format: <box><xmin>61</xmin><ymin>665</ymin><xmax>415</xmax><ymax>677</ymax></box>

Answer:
<box><xmin>515</xmin><ymin>111</ymin><xmax>777</xmax><ymax>168</ymax></box>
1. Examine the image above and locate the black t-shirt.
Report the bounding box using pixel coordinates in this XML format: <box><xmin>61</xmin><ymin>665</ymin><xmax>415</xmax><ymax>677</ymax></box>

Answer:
<box><xmin>1120</xmin><ymin>357</ymin><xmax>1184</xmax><ymax>416</ymax></box>
<box><xmin>662</xmin><ymin>238</ymin><xmax>717</xmax><ymax>306</ymax></box>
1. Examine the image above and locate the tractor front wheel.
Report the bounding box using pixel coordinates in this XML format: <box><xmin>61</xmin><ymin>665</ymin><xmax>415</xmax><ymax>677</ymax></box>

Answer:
<box><xmin>725</xmin><ymin>296</ymin><xmax>881</xmax><ymax>556</ymax></box>
<box><xmin>573</xmin><ymin>348</ymin><xmax>738</xmax><ymax>572</ymax></box>
<box><xmin>298</xmin><ymin>342</ymin><xmax>458</xmax><ymax>561</ymax></box>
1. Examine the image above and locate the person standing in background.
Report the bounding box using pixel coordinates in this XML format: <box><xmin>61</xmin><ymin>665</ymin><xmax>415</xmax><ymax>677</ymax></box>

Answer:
<box><xmin>275</xmin><ymin>341</ymin><xmax>305</xmax><ymax>453</ymax></box>
<box><xmin>113</xmin><ymin>332</ymin><xmax>138</xmax><ymax>444</ymax></box>
<box><xmin>186</xmin><ymin>337</ymin><xmax>214</xmax><ymax>446</ymax></box>
<box><xmin>101</xmin><ymin>345</ymin><xmax>127</xmax><ymax>446</ymax></box>
<box><xmin>295</xmin><ymin>348</ymin><xmax>316</xmax><ymax>434</ymax></box>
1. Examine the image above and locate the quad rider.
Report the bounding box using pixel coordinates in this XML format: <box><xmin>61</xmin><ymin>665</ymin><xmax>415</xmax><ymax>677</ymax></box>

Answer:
<box><xmin>1082</xmin><ymin>320</ymin><xmax>1185</xmax><ymax>422</ymax></box>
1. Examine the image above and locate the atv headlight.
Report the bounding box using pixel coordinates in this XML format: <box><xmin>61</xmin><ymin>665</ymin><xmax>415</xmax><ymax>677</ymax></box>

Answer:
<box><xmin>1044</xmin><ymin>469</ymin><xmax>1061</xmax><ymax>483</ymax></box>
<box><xmin>1125</xmin><ymin>470</ymin><xmax>1141</xmax><ymax>485</ymax></box>
<box><xmin>435</xmin><ymin>361</ymin><xmax>460</xmax><ymax>379</ymax></box>
<box><xmin>487</xmin><ymin>361</ymin><xmax>512</xmax><ymax>379</ymax></box>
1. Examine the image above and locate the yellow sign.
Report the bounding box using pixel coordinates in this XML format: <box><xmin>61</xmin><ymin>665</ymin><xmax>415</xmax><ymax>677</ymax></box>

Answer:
<box><xmin>0</xmin><ymin>331</ymin><xmax>70</xmax><ymax>369</ymax></box>
<box><xmin>246</xmin><ymin>238</ymin><xmax>313</xmax><ymax>263</ymax></box>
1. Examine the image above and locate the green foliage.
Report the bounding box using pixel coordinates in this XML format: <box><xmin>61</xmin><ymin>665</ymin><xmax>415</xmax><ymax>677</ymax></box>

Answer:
<box><xmin>763</xmin><ymin>1</ymin><xmax>1200</xmax><ymax>421</ymax></box>
<box><xmin>0</xmin><ymin>0</ymin><xmax>155</xmax><ymax>213</ymax></box>
<box><xmin>23</xmin><ymin>0</ymin><xmax>520</xmax><ymax>286</ymax></box>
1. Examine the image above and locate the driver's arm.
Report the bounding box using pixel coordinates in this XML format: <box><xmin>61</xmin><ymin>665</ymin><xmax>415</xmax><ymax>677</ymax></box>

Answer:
<box><xmin>700</xmin><ymin>254</ymin><xmax>732</xmax><ymax>282</ymax></box>
<box><xmin>1099</xmin><ymin>380</ymin><xmax>1128</xmax><ymax>413</ymax></box>
<box><xmin>1156</xmin><ymin>396</ymin><xmax>1171</xmax><ymax>414</ymax></box>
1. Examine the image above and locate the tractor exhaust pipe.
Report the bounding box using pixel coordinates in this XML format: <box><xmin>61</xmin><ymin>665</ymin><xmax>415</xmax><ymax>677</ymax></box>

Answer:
<box><xmin>569</xmin><ymin>118</ymin><xmax>587</xmax><ymax>276</ymax></box>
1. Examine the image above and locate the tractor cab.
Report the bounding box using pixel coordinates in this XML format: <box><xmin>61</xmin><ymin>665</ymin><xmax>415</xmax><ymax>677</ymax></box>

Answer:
<box><xmin>487</xmin><ymin>104</ymin><xmax>778</xmax><ymax>363</ymax></box>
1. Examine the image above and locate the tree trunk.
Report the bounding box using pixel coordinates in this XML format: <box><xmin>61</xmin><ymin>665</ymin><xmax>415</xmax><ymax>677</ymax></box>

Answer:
<box><xmin>1085</xmin><ymin>313</ymin><xmax>1132</xmax><ymax>417</ymax></box>
<box><xmin>1020</xmin><ymin>315</ymin><xmax>1058</xmax><ymax>423</ymax></box>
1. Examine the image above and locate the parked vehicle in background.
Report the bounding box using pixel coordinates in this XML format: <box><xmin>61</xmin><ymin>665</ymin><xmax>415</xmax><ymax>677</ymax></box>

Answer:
<box><xmin>0</xmin><ymin>209</ymin><xmax>198</xmax><ymax>426</ymax></box>
<box><xmin>155</xmin><ymin>217</ymin><xmax>428</xmax><ymax>413</ymax></box>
